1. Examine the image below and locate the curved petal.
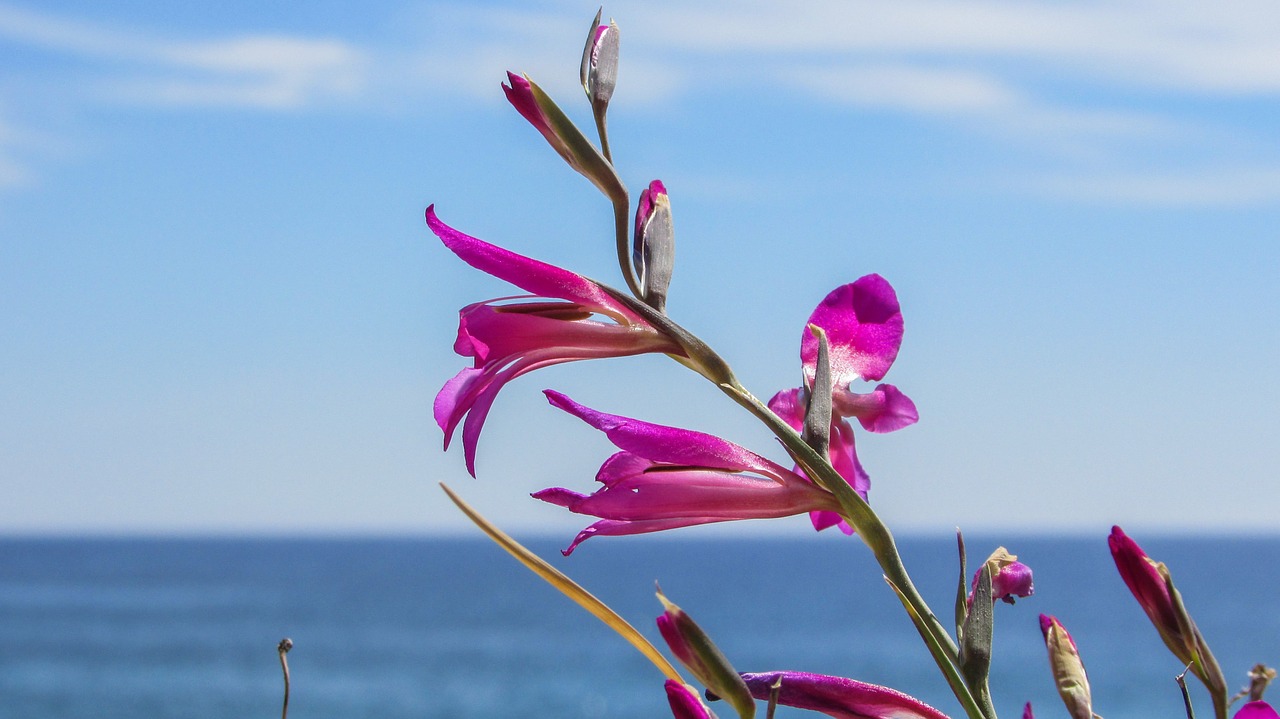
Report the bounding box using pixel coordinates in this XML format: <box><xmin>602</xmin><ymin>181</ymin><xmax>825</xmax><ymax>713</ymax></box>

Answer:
<box><xmin>556</xmin><ymin>516</ymin><xmax>730</xmax><ymax>555</ymax></box>
<box><xmin>741</xmin><ymin>671</ymin><xmax>951</xmax><ymax>719</ymax></box>
<box><xmin>803</xmin><ymin>276</ymin><xmax>904</xmax><ymax>386</ymax></box>
<box><xmin>833</xmin><ymin>384</ymin><xmax>919</xmax><ymax>433</ymax></box>
<box><xmin>546</xmin><ymin>390</ymin><xmax>792</xmax><ymax>479</ymax></box>
<box><xmin>427</xmin><ymin>205</ymin><xmax>630</xmax><ymax>317</ymax></box>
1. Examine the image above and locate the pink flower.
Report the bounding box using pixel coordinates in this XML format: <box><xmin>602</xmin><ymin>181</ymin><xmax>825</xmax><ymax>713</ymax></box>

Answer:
<box><xmin>767</xmin><ymin>276</ymin><xmax>918</xmax><ymax>534</ymax></box>
<box><xmin>532</xmin><ymin>391</ymin><xmax>841</xmax><ymax>554</ymax></box>
<box><xmin>738</xmin><ymin>671</ymin><xmax>951</xmax><ymax>719</ymax></box>
<box><xmin>968</xmin><ymin>548</ymin><xmax>1034</xmax><ymax>605</ymax></box>
<box><xmin>427</xmin><ymin>206</ymin><xmax>680</xmax><ymax>475</ymax></box>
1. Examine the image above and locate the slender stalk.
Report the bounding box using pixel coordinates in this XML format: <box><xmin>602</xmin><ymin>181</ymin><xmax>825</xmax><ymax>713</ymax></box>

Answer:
<box><xmin>1178</xmin><ymin>665</ymin><xmax>1198</xmax><ymax>719</ymax></box>
<box><xmin>594</xmin><ymin>108</ymin><xmax>612</xmax><ymax>164</ymax></box>
<box><xmin>612</xmin><ymin>195</ymin><xmax>643</xmax><ymax>299</ymax></box>
<box><xmin>277</xmin><ymin>638</ymin><xmax>293</xmax><ymax>719</ymax></box>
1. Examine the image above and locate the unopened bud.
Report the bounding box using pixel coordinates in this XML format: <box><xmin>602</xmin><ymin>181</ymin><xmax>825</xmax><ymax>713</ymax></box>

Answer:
<box><xmin>633</xmin><ymin>180</ymin><xmax>674</xmax><ymax>312</ymax></box>
<box><xmin>580</xmin><ymin>10</ymin><xmax>619</xmax><ymax>111</ymax></box>
<box><xmin>1040</xmin><ymin>614</ymin><xmax>1094</xmax><ymax>719</ymax></box>
<box><xmin>656</xmin><ymin>587</ymin><xmax>754</xmax><ymax>719</ymax></box>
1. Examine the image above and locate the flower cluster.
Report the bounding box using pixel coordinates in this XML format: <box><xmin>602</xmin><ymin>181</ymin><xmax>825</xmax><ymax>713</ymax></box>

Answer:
<box><xmin>426</xmin><ymin>10</ymin><xmax>1274</xmax><ymax>719</ymax></box>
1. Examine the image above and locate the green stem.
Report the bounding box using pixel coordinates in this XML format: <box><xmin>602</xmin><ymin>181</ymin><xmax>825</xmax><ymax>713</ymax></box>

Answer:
<box><xmin>612</xmin><ymin>195</ymin><xmax>643</xmax><ymax>300</ymax></box>
<box><xmin>717</xmin><ymin>382</ymin><xmax>983</xmax><ymax>719</ymax></box>
<box><xmin>594</xmin><ymin>107</ymin><xmax>612</xmax><ymax>164</ymax></box>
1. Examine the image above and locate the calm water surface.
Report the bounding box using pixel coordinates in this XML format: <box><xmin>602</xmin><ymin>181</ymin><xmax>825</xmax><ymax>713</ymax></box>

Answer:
<box><xmin>1</xmin><ymin>536</ymin><xmax>1275</xmax><ymax>718</ymax></box>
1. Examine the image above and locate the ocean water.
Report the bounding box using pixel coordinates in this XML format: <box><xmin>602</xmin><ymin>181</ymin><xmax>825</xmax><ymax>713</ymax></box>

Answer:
<box><xmin>1</xmin><ymin>535</ymin><xmax>1275</xmax><ymax>719</ymax></box>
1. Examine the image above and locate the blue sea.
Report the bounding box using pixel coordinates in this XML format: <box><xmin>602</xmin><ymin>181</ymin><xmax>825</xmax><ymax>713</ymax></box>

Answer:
<box><xmin>1</xmin><ymin>535</ymin><xmax>1275</xmax><ymax>719</ymax></box>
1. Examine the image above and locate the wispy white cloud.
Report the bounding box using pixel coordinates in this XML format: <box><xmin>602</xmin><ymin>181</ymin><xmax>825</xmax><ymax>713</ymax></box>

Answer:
<box><xmin>0</xmin><ymin>3</ymin><xmax>367</xmax><ymax>110</ymax></box>
<box><xmin>1031</xmin><ymin>168</ymin><xmax>1280</xmax><ymax>207</ymax></box>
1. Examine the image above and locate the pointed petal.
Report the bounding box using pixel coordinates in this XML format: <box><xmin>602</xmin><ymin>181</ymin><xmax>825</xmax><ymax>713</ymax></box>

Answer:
<box><xmin>427</xmin><ymin>205</ymin><xmax>628</xmax><ymax>316</ymax></box>
<box><xmin>558</xmin><ymin>517</ymin><xmax>729</xmax><ymax>555</ymax></box>
<box><xmin>545</xmin><ymin>390</ymin><xmax>791</xmax><ymax>479</ymax></box>
<box><xmin>741</xmin><ymin>671</ymin><xmax>951</xmax><ymax>719</ymax></box>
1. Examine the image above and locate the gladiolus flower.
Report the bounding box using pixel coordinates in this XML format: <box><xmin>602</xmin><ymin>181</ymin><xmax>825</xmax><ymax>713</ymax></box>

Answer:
<box><xmin>427</xmin><ymin>207</ymin><xmax>681</xmax><ymax>475</ymax></box>
<box><xmin>968</xmin><ymin>548</ymin><xmax>1034</xmax><ymax>605</ymax></box>
<box><xmin>532</xmin><ymin>391</ymin><xmax>842</xmax><ymax>555</ymax></box>
<box><xmin>1040</xmin><ymin>615</ymin><xmax>1093</xmax><ymax>719</ymax></box>
<box><xmin>1022</xmin><ymin>702</ymin><xmax>1034</xmax><ymax>719</ymax></box>
<box><xmin>738</xmin><ymin>671</ymin><xmax>951</xmax><ymax>719</ymax></box>
<box><xmin>1235</xmin><ymin>702</ymin><xmax>1280</xmax><ymax>719</ymax></box>
<box><xmin>763</xmin><ymin>276</ymin><xmax>917</xmax><ymax>534</ymax></box>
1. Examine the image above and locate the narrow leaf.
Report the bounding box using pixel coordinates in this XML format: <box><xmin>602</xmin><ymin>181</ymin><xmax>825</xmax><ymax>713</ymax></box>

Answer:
<box><xmin>440</xmin><ymin>483</ymin><xmax>683</xmax><ymax>682</ymax></box>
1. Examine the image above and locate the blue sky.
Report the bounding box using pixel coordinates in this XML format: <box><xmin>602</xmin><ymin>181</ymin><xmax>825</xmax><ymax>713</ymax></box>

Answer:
<box><xmin>2</xmin><ymin>0</ymin><xmax>1277</xmax><ymax>538</ymax></box>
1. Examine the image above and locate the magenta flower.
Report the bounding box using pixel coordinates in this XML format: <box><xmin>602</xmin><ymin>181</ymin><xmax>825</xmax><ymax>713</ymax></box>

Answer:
<box><xmin>1235</xmin><ymin>702</ymin><xmax>1280</xmax><ymax>719</ymax></box>
<box><xmin>427</xmin><ymin>206</ymin><xmax>681</xmax><ymax>475</ymax></box>
<box><xmin>765</xmin><ymin>275</ymin><xmax>917</xmax><ymax>534</ymax></box>
<box><xmin>739</xmin><ymin>671</ymin><xmax>951</xmax><ymax>719</ymax></box>
<box><xmin>666</xmin><ymin>680</ymin><xmax>718</xmax><ymax>719</ymax></box>
<box><xmin>801</xmin><ymin>277</ymin><xmax>918</xmax><ymax>431</ymax></box>
<box><xmin>968</xmin><ymin>548</ymin><xmax>1034</xmax><ymax>605</ymax></box>
<box><xmin>532</xmin><ymin>390</ymin><xmax>842</xmax><ymax>554</ymax></box>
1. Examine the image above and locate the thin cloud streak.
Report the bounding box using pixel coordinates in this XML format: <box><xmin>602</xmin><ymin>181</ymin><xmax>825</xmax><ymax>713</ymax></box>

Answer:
<box><xmin>0</xmin><ymin>3</ymin><xmax>368</xmax><ymax>110</ymax></box>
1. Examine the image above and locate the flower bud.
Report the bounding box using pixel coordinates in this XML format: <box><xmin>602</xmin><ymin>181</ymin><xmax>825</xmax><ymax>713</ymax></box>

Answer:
<box><xmin>665</xmin><ymin>680</ymin><xmax>718</xmax><ymax>719</ymax></box>
<box><xmin>657</xmin><ymin>588</ymin><xmax>755</xmax><ymax>719</ymax></box>
<box><xmin>580</xmin><ymin>10</ymin><xmax>619</xmax><ymax>112</ymax></box>
<box><xmin>1040</xmin><ymin>614</ymin><xmax>1094</xmax><ymax>719</ymax></box>
<box><xmin>633</xmin><ymin>180</ymin><xmax>674</xmax><ymax>311</ymax></box>
<box><xmin>501</xmin><ymin>72</ymin><xmax>625</xmax><ymax>203</ymax></box>
<box><xmin>1107</xmin><ymin>525</ymin><xmax>1226</xmax><ymax>700</ymax></box>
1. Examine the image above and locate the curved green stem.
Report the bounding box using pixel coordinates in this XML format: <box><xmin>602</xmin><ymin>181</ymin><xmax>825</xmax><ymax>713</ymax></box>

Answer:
<box><xmin>612</xmin><ymin>195</ymin><xmax>643</xmax><ymax>300</ymax></box>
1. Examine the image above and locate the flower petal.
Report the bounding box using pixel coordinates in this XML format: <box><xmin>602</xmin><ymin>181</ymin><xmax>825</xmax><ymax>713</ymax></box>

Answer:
<box><xmin>741</xmin><ymin>671</ymin><xmax>951</xmax><ymax>719</ymax></box>
<box><xmin>1235</xmin><ymin>702</ymin><xmax>1280</xmax><ymax>719</ymax></box>
<box><xmin>833</xmin><ymin>384</ymin><xmax>919</xmax><ymax>433</ymax></box>
<box><xmin>427</xmin><ymin>205</ymin><xmax>628</xmax><ymax>316</ymax></box>
<box><xmin>666</xmin><ymin>680</ymin><xmax>718</xmax><ymax>719</ymax></box>
<box><xmin>803</xmin><ymin>276</ymin><xmax>904</xmax><ymax>386</ymax></box>
<box><xmin>545</xmin><ymin>390</ymin><xmax>791</xmax><ymax>479</ymax></box>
